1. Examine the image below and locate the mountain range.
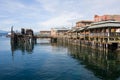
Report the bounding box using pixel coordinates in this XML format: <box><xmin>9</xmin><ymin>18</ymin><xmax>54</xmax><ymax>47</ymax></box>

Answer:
<box><xmin>0</xmin><ymin>30</ymin><xmax>10</xmax><ymax>36</ymax></box>
<box><xmin>0</xmin><ymin>30</ymin><xmax>9</xmax><ymax>33</ymax></box>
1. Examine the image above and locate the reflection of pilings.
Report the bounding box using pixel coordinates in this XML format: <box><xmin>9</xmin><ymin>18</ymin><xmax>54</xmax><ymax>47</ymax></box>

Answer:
<box><xmin>51</xmin><ymin>38</ymin><xmax>57</xmax><ymax>43</ymax></box>
<box><xmin>11</xmin><ymin>36</ymin><xmax>35</xmax><ymax>57</ymax></box>
<box><xmin>69</xmin><ymin>46</ymin><xmax>120</xmax><ymax>80</ymax></box>
<box><xmin>55</xmin><ymin>42</ymin><xmax>120</xmax><ymax>80</ymax></box>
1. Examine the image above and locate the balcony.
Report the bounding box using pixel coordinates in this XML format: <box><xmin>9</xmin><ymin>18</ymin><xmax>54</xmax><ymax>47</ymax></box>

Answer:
<box><xmin>89</xmin><ymin>32</ymin><xmax>120</xmax><ymax>38</ymax></box>
<box><xmin>110</xmin><ymin>32</ymin><xmax>120</xmax><ymax>37</ymax></box>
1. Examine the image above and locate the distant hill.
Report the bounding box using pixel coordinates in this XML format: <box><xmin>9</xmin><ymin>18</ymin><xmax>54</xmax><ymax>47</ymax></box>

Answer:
<box><xmin>0</xmin><ymin>30</ymin><xmax>8</xmax><ymax>33</ymax></box>
<box><xmin>0</xmin><ymin>30</ymin><xmax>9</xmax><ymax>36</ymax></box>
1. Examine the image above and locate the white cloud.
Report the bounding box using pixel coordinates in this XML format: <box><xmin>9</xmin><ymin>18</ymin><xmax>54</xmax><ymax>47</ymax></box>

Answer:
<box><xmin>36</xmin><ymin>0</ymin><xmax>59</xmax><ymax>12</ymax></box>
<box><xmin>0</xmin><ymin>0</ymin><xmax>120</xmax><ymax>31</ymax></box>
<box><xmin>0</xmin><ymin>19</ymin><xmax>19</xmax><ymax>25</ymax></box>
<box><xmin>37</xmin><ymin>12</ymin><xmax>83</xmax><ymax>28</ymax></box>
<box><xmin>0</xmin><ymin>0</ymin><xmax>25</xmax><ymax>13</ymax></box>
<box><xmin>0</xmin><ymin>19</ymin><xmax>18</xmax><ymax>31</ymax></box>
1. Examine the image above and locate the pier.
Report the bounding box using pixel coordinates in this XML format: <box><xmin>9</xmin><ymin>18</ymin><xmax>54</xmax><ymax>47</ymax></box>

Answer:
<box><xmin>10</xmin><ymin>20</ymin><xmax>120</xmax><ymax>50</ymax></box>
<box><xmin>10</xmin><ymin>15</ymin><xmax>120</xmax><ymax>50</ymax></box>
<box><xmin>56</xmin><ymin>20</ymin><xmax>120</xmax><ymax>50</ymax></box>
<box><xmin>10</xmin><ymin>27</ymin><xmax>58</xmax><ymax>44</ymax></box>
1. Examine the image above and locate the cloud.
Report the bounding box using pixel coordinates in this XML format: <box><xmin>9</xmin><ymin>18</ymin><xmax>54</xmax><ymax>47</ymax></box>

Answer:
<box><xmin>36</xmin><ymin>0</ymin><xmax>59</xmax><ymax>12</ymax></box>
<box><xmin>37</xmin><ymin>12</ymin><xmax>83</xmax><ymax>29</ymax></box>
<box><xmin>0</xmin><ymin>0</ymin><xmax>120</xmax><ymax>31</ymax></box>
<box><xmin>0</xmin><ymin>0</ymin><xmax>25</xmax><ymax>13</ymax></box>
<box><xmin>0</xmin><ymin>19</ymin><xmax>19</xmax><ymax>31</ymax></box>
<box><xmin>0</xmin><ymin>19</ymin><xmax>18</xmax><ymax>25</ymax></box>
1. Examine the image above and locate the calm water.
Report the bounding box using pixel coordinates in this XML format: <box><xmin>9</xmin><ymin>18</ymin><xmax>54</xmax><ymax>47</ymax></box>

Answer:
<box><xmin>0</xmin><ymin>37</ymin><xmax>120</xmax><ymax>80</ymax></box>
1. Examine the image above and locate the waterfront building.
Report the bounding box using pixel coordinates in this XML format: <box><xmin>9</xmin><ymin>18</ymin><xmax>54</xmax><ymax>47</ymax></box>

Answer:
<box><xmin>67</xmin><ymin>20</ymin><xmax>93</xmax><ymax>40</ymax></box>
<box><xmin>94</xmin><ymin>15</ymin><xmax>120</xmax><ymax>22</ymax></box>
<box><xmin>76</xmin><ymin>20</ymin><xmax>93</xmax><ymax>27</ymax></box>
<box><xmin>59</xmin><ymin>15</ymin><xmax>120</xmax><ymax>50</ymax></box>
<box><xmin>51</xmin><ymin>27</ymin><xmax>69</xmax><ymax>38</ymax></box>
<box><xmin>67</xmin><ymin>20</ymin><xmax>120</xmax><ymax>49</ymax></box>
<box><xmin>87</xmin><ymin>20</ymin><xmax>120</xmax><ymax>49</ymax></box>
<box><xmin>39</xmin><ymin>31</ymin><xmax>51</xmax><ymax>37</ymax></box>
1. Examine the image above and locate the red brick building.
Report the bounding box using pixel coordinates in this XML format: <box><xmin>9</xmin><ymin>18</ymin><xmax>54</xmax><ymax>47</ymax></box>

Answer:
<box><xmin>94</xmin><ymin>15</ymin><xmax>120</xmax><ymax>22</ymax></box>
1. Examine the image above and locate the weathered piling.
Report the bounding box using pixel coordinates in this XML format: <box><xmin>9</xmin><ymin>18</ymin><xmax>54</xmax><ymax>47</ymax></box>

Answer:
<box><xmin>10</xmin><ymin>28</ymin><xmax>36</xmax><ymax>46</ymax></box>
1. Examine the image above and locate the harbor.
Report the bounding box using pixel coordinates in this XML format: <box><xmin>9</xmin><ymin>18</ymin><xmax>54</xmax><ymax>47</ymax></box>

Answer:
<box><xmin>6</xmin><ymin>15</ymin><xmax>120</xmax><ymax>79</ymax></box>
<box><xmin>0</xmin><ymin>0</ymin><xmax>120</xmax><ymax>79</ymax></box>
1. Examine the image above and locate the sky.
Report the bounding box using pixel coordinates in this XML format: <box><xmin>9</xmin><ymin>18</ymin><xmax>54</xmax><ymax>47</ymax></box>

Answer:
<box><xmin>0</xmin><ymin>0</ymin><xmax>120</xmax><ymax>32</ymax></box>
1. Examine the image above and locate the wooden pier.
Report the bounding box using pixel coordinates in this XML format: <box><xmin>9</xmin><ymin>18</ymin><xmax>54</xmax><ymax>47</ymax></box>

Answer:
<box><xmin>55</xmin><ymin>20</ymin><xmax>120</xmax><ymax>50</ymax></box>
<box><xmin>10</xmin><ymin>20</ymin><xmax>120</xmax><ymax>50</ymax></box>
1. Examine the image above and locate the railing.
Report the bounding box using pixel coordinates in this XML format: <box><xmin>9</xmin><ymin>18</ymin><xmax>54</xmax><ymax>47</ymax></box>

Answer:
<box><xmin>110</xmin><ymin>32</ymin><xmax>120</xmax><ymax>37</ymax></box>
<box><xmin>89</xmin><ymin>32</ymin><xmax>120</xmax><ymax>37</ymax></box>
<box><xmin>89</xmin><ymin>33</ymin><xmax>107</xmax><ymax>37</ymax></box>
<box><xmin>54</xmin><ymin>32</ymin><xmax>120</xmax><ymax>39</ymax></box>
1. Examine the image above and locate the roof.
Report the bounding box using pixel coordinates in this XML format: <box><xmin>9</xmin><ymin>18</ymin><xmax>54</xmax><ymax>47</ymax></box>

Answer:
<box><xmin>88</xmin><ymin>21</ymin><xmax>120</xmax><ymax>29</ymax></box>
<box><xmin>70</xmin><ymin>26</ymin><xmax>88</xmax><ymax>32</ymax></box>
<box><xmin>77</xmin><ymin>26</ymin><xmax>88</xmax><ymax>32</ymax></box>
<box><xmin>51</xmin><ymin>27</ymin><xmax>69</xmax><ymax>31</ymax></box>
<box><xmin>70</xmin><ymin>28</ymin><xmax>77</xmax><ymax>32</ymax></box>
<box><xmin>76</xmin><ymin>20</ymin><xmax>94</xmax><ymax>24</ymax></box>
<box><xmin>40</xmin><ymin>31</ymin><xmax>51</xmax><ymax>32</ymax></box>
<box><xmin>91</xmin><ymin>20</ymin><xmax>120</xmax><ymax>25</ymax></box>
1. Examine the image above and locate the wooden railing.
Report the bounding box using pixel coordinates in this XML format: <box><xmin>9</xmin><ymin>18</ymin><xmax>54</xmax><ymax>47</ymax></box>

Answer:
<box><xmin>89</xmin><ymin>32</ymin><xmax>120</xmax><ymax>37</ymax></box>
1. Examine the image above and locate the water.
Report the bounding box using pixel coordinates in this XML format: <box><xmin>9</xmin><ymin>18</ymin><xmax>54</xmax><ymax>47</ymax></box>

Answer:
<box><xmin>0</xmin><ymin>37</ymin><xmax>120</xmax><ymax>80</ymax></box>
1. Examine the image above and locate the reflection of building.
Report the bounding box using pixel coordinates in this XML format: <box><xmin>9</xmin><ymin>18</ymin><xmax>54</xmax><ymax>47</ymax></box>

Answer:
<box><xmin>66</xmin><ymin>45</ymin><xmax>120</xmax><ymax>80</ymax></box>
<box><xmin>11</xmin><ymin>39</ymin><xmax>35</xmax><ymax>55</ymax></box>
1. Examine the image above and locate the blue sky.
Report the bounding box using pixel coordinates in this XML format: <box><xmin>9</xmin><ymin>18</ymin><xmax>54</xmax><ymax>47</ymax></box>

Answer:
<box><xmin>0</xmin><ymin>0</ymin><xmax>120</xmax><ymax>32</ymax></box>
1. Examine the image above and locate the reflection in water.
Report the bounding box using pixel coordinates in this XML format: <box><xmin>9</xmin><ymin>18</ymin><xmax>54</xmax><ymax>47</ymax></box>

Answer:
<box><xmin>10</xmin><ymin>38</ymin><xmax>50</xmax><ymax>55</ymax></box>
<box><xmin>57</xmin><ymin>43</ymin><xmax>120</xmax><ymax>80</ymax></box>
<box><xmin>11</xmin><ymin>39</ymin><xmax>35</xmax><ymax>55</ymax></box>
<box><xmin>10</xmin><ymin>38</ymin><xmax>120</xmax><ymax>80</ymax></box>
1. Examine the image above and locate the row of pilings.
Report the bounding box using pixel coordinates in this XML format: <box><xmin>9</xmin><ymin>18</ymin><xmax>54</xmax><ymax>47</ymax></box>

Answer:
<box><xmin>11</xmin><ymin>33</ymin><xmax>37</xmax><ymax>47</ymax></box>
<box><xmin>56</xmin><ymin>37</ymin><xmax>118</xmax><ymax>51</ymax></box>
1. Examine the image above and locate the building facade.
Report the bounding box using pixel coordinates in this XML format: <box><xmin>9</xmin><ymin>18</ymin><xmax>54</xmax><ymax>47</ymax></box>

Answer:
<box><xmin>94</xmin><ymin>15</ymin><xmax>120</xmax><ymax>22</ymax></box>
<box><xmin>76</xmin><ymin>20</ymin><xmax>93</xmax><ymax>27</ymax></box>
<box><xmin>40</xmin><ymin>31</ymin><xmax>51</xmax><ymax>36</ymax></box>
<box><xmin>51</xmin><ymin>27</ymin><xmax>69</xmax><ymax>38</ymax></box>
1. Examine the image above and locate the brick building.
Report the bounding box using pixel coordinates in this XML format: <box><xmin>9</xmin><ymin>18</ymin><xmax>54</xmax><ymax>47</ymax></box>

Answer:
<box><xmin>94</xmin><ymin>15</ymin><xmax>120</xmax><ymax>22</ymax></box>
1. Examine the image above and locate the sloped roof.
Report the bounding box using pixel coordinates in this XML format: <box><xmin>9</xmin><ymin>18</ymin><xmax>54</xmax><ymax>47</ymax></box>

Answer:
<box><xmin>76</xmin><ymin>20</ymin><xmax>94</xmax><ymax>24</ymax></box>
<box><xmin>70</xmin><ymin>26</ymin><xmax>88</xmax><ymax>32</ymax></box>
<box><xmin>51</xmin><ymin>27</ymin><xmax>69</xmax><ymax>31</ymax></box>
<box><xmin>88</xmin><ymin>21</ymin><xmax>120</xmax><ymax>29</ymax></box>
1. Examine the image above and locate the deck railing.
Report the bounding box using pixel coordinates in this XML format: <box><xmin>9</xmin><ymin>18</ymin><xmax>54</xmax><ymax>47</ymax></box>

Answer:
<box><xmin>89</xmin><ymin>32</ymin><xmax>120</xmax><ymax>37</ymax></box>
<box><xmin>57</xmin><ymin>32</ymin><xmax>120</xmax><ymax>39</ymax></box>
